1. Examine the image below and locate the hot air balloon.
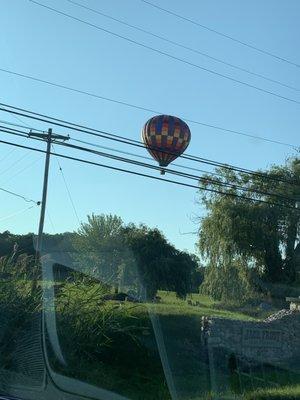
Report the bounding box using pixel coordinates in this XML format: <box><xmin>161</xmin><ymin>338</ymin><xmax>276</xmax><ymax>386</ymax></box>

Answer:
<box><xmin>141</xmin><ymin>115</ymin><xmax>191</xmax><ymax>174</ymax></box>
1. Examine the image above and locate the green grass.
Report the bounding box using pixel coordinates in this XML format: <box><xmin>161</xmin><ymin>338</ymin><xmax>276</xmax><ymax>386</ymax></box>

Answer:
<box><xmin>113</xmin><ymin>291</ymin><xmax>260</xmax><ymax>399</ymax></box>
<box><xmin>51</xmin><ymin>286</ymin><xmax>287</xmax><ymax>399</ymax></box>
<box><xmin>1</xmin><ymin>275</ymin><xmax>297</xmax><ymax>400</ymax></box>
<box><xmin>185</xmin><ymin>384</ymin><xmax>300</xmax><ymax>400</ymax></box>
<box><xmin>140</xmin><ymin>290</ymin><xmax>258</xmax><ymax>321</ymax></box>
<box><xmin>244</xmin><ymin>384</ymin><xmax>300</xmax><ymax>399</ymax></box>
<box><xmin>78</xmin><ymin>290</ymin><xmax>298</xmax><ymax>400</ymax></box>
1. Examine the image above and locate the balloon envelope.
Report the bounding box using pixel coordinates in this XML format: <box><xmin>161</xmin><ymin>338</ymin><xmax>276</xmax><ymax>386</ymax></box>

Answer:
<box><xmin>141</xmin><ymin>115</ymin><xmax>191</xmax><ymax>168</ymax></box>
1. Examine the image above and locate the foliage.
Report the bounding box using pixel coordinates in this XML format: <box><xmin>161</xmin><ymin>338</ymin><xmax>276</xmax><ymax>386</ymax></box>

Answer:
<box><xmin>198</xmin><ymin>157</ymin><xmax>300</xmax><ymax>285</ymax></box>
<box><xmin>0</xmin><ymin>256</ymin><xmax>41</xmax><ymax>368</ymax></box>
<box><xmin>200</xmin><ymin>261</ymin><xmax>257</xmax><ymax>304</ymax></box>
<box><xmin>0</xmin><ymin>231</ymin><xmax>74</xmax><ymax>258</ymax></box>
<box><xmin>72</xmin><ymin>215</ymin><xmax>197</xmax><ymax>299</ymax></box>
<box><xmin>54</xmin><ymin>278</ymin><xmax>173</xmax><ymax>400</ymax></box>
<box><xmin>56</xmin><ymin>277</ymin><xmax>145</xmax><ymax>364</ymax></box>
<box><xmin>0</xmin><ymin>256</ymin><xmax>280</xmax><ymax>400</ymax></box>
<box><xmin>0</xmin><ymin>254</ymin><xmax>37</xmax><ymax>279</ymax></box>
<box><xmin>122</xmin><ymin>223</ymin><xmax>197</xmax><ymax>299</ymax></box>
<box><xmin>72</xmin><ymin>214</ymin><xmax>128</xmax><ymax>289</ymax></box>
<box><xmin>190</xmin><ymin>264</ymin><xmax>205</xmax><ymax>293</ymax></box>
<box><xmin>0</xmin><ymin>261</ymin><xmax>170</xmax><ymax>399</ymax></box>
<box><xmin>0</xmin><ymin>231</ymin><xmax>37</xmax><ymax>260</ymax></box>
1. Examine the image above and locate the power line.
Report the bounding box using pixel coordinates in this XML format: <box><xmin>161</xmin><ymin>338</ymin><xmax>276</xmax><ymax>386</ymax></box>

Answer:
<box><xmin>0</xmin><ymin>125</ymin><xmax>47</xmax><ymax>144</ymax></box>
<box><xmin>27</xmin><ymin>1</ymin><xmax>300</xmax><ymax>106</ymax></box>
<box><xmin>0</xmin><ymin>151</ymin><xmax>31</xmax><ymax>179</ymax></box>
<box><xmin>1</xmin><ymin>126</ymin><xmax>295</xmax><ymax>203</ymax></box>
<box><xmin>0</xmin><ymin>137</ymin><xmax>298</xmax><ymax>212</ymax></box>
<box><xmin>0</xmin><ymin>122</ymin><xmax>31</xmax><ymax>162</ymax></box>
<box><xmin>52</xmin><ymin>144</ymin><xmax>81</xmax><ymax>225</ymax></box>
<box><xmin>0</xmin><ymin>126</ymin><xmax>253</xmax><ymax>186</ymax></box>
<box><xmin>0</xmin><ymin>108</ymin><xmax>294</xmax><ymax>183</ymax></box>
<box><xmin>46</xmin><ymin>210</ymin><xmax>56</xmax><ymax>233</ymax></box>
<box><xmin>140</xmin><ymin>0</ymin><xmax>300</xmax><ymax>69</ymax></box>
<box><xmin>0</xmin><ymin>113</ymin><xmax>250</xmax><ymax>186</ymax></box>
<box><xmin>0</xmin><ymin>146</ymin><xmax>16</xmax><ymax>163</ymax></box>
<box><xmin>0</xmin><ymin>88</ymin><xmax>296</xmax><ymax>149</ymax></box>
<box><xmin>70</xmin><ymin>136</ymin><xmax>222</xmax><ymax>177</ymax></box>
<box><xmin>0</xmin><ymin>120</ymin><xmax>264</xmax><ymax>181</ymax></box>
<box><xmin>66</xmin><ymin>0</ymin><xmax>299</xmax><ymax>92</ymax></box>
<box><xmin>0</xmin><ymin>186</ymin><xmax>40</xmax><ymax>205</ymax></box>
<box><xmin>0</xmin><ymin>126</ymin><xmax>45</xmax><ymax>185</ymax></box>
<box><xmin>0</xmin><ymin>119</ymin><xmax>43</xmax><ymax>132</ymax></box>
<box><xmin>1</xmin><ymin>157</ymin><xmax>42</xmax><ymax>186</ymax></box>
<box><xmin>0</xmin><ymin>205</ymin><xmax>36</xmax><ymax>223</ymax></box>
<box><xmin>69</xmin><ymin>136</ymin><xmax>298</xmax><ymax>186</ymax></box>
<box><xmin>55</xmin><ymin>138</ymin><xmax>295</xmax><ymax>203</ymax></box>
<box><xmin>0</xmin><ymin>104</ymin><xmax>297</xmax><ymax>186</ymax></box>
<box><xmin>10</xmin><ymin>113</ymin><xmax>32</xmax><ymax>129</ymax></box>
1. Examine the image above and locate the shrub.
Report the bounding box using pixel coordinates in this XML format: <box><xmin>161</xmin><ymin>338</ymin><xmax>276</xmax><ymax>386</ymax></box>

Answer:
<box><xmin>0</xmin><ymin>267</ymin><xmax>41</xmax><ymax>368</ymax></box>
<box><xmin>0</xmin><ymin>254</ymin><xmax>36</xmax><ymax>280</ymax></box>
<box><xmin>55</xmin><ymin>277</ymin><xmax>147</xmax><ymax>366</ymax></box>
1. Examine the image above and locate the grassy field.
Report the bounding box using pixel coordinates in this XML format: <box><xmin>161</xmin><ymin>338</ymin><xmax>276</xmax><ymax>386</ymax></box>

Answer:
<box><xmin>142</xmin><ymin>290</ymin><xmax>259</xmax><ymax>320</ymax></box>
<box><xmin>53</xmin><ymin>286</ymin><xmax>295</xmax><ymax>400</ymax></box>
<box><xmin>128</xmin><ymin>291</ymin><xmax>300</xmax><ymax>400</ymax></box>
<box><xmin>1</xmin><ymin>276</ymin><xmax>299</xmax><ymax>400</ymax></box>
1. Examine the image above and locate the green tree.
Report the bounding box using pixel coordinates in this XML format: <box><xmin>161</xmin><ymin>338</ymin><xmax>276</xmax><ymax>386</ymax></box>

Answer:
<box><xmin>200</xmin><ymin>261</ymin><xmax>255</xmax><ymax>303</ymax></box>
<box><xmin>72</xmin><ymin>214</ymin><xmax>125</xmax><ymax>287</ymax></box>
<box><xmin>73</xmin><ymin>215</ymin><xmax>197</xmax><ymax>299</ymax></box>
<box><xmin>198</xmin><ymin>158</ymin><xmax>300</xmax><ymax>285</ymax></box>
<box><xmin>123</xmin><ymin>224</ymin><xmax>196</xmax><ymax>299</ymax></box>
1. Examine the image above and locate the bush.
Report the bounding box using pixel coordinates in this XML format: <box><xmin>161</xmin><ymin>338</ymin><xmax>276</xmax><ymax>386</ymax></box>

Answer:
<box><xmin>0</xmin><ymin>265</ymin><xmax>41</xmax><ymax>368</ymax></box>
<box><xmin>0</xmin><ymin>254</ymin><xmax>36</xmax><ymax>280</ymax></box>
<box><xmin>55</xmin><ymin>277</ymin><xmax>147</xmax><ymax>366</ymax></box>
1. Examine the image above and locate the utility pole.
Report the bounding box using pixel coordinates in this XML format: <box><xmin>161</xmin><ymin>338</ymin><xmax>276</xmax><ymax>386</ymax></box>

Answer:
<box><xmin>29</xmin><ymin>128</ymin><xmax>69</xmax><ymax>262</ymax></box>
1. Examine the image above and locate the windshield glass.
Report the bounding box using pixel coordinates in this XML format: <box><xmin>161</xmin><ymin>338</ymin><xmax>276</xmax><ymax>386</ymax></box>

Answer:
<box><xmin>0</xmin><ymin>1</ymin><xmax>299</xmax><ymax>400</ymax></box>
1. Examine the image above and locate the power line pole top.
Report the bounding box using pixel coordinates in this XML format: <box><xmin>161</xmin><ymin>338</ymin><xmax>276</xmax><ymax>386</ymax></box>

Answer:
<box><xmin>28</xmin><ymin>128</ymin><xmax>69</xmax><ymax>142</ymax></box>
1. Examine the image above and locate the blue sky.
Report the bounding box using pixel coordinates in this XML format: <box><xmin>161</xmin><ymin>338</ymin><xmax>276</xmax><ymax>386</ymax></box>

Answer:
<box><xmin>0</xmin><ymin>0</ymin><xmax>299</xmax><ymax>253</ymax></box>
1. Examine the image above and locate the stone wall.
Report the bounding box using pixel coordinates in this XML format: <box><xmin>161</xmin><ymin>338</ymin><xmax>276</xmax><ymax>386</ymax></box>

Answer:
<box><xmin>201</xmin><ymin>310</ymin><xmax>300</xmax><ymax>369</ymax></box>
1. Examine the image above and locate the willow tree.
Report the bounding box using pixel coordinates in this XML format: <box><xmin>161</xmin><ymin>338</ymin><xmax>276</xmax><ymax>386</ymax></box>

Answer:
<box><xmin>198</xmin><ymin>158</ymin><xmax>300</xmax><ymax>285</ymax></box>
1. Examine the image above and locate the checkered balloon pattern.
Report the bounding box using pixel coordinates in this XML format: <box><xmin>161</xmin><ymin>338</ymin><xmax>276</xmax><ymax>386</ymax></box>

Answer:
<box><xmin>141</xmin><ymin>115</ymin><xmax>191</xmax><ymax>167</ymax></box>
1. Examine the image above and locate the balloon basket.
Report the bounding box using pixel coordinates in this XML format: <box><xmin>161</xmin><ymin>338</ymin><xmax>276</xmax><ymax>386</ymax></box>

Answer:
<box><xmin>160</xmin><ymin>168</ymin><xmax>166</xmax><ymax>175</ymax></box>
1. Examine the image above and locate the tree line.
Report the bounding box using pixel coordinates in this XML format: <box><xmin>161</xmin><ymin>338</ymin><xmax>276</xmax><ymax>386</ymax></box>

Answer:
<box><xmin>1</xmin><ymin>157</ymin><xmax>299</xmax><ymax>304</ymax></box>
<box><xmin>0</xmin><ymin>216</ymin><xmax>203</xmax><ymax>300</ymax></box>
